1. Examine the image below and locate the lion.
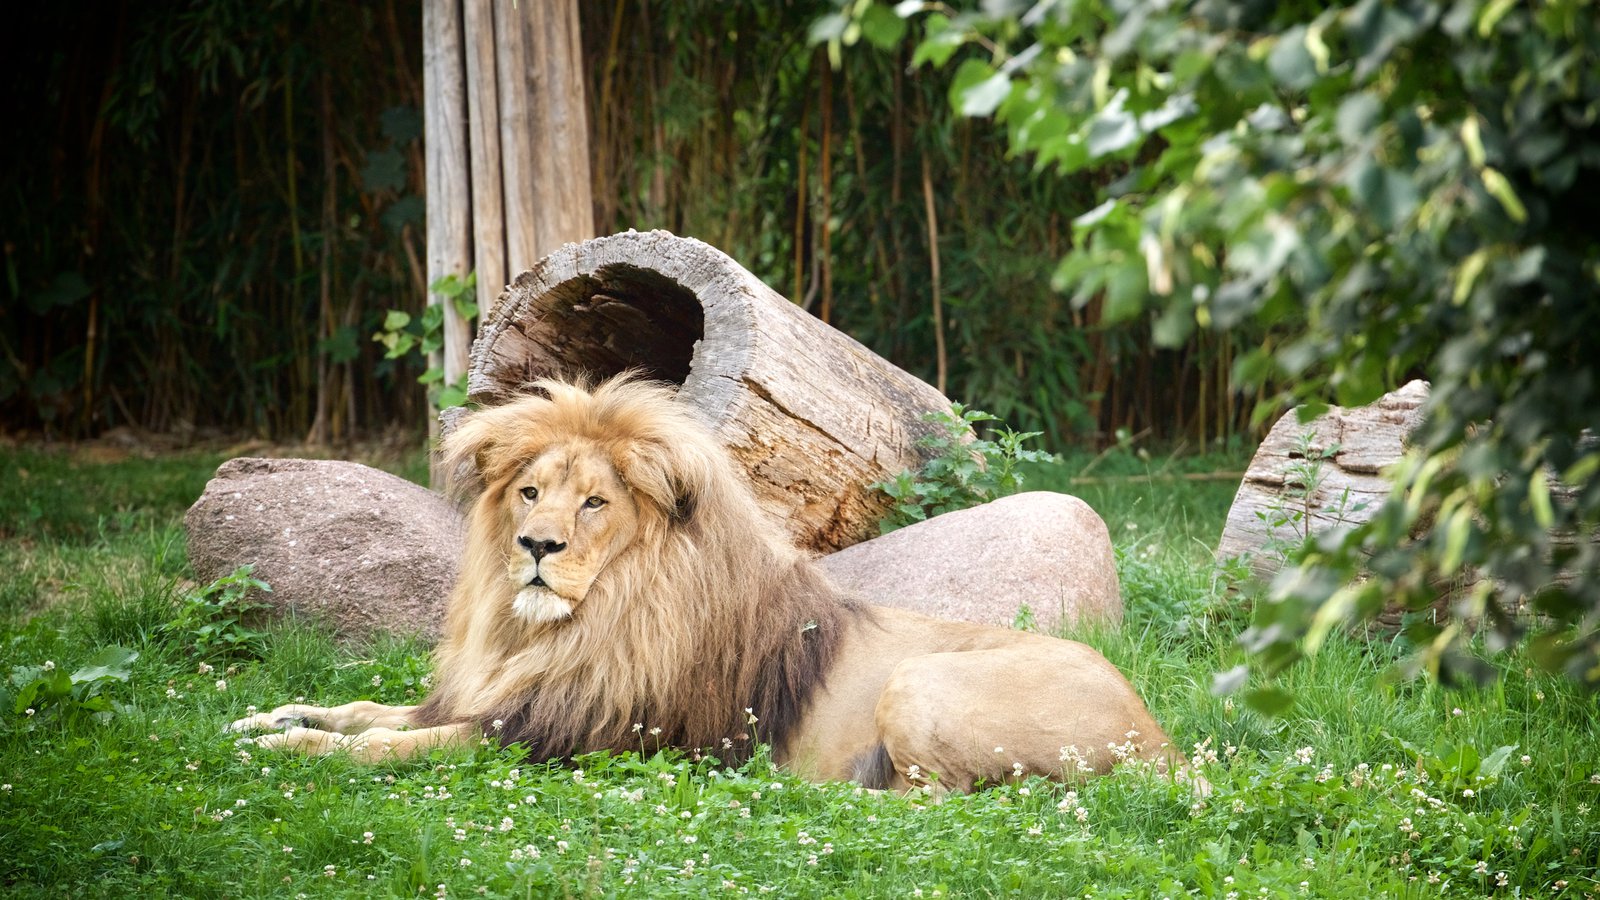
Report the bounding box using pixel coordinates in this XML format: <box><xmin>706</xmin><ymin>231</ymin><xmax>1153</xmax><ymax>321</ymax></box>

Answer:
<box><xmin>231</xmin><ymin>375</ymin><xmax>1186</xmax><ymax>792</ymax></box>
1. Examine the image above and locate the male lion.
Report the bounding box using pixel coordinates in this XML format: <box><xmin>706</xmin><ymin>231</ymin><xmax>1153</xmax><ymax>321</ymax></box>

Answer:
<box><xmin>232</xmin><ymin>376</ymin><xmax>1184</xmax><ymax>792</ymax></box>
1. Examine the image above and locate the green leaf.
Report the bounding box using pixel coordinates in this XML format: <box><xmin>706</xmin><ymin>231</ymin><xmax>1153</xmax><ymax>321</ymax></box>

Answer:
<box><xmin>1244</xmin><ymin>685</ymin><xmax>1296</xmax><ymax>716</ymax></box>
<box><xmin>29</xmin><ymin>271</ymin><xmax>92</xmax><ymax>314</ymax></box>
<box><xmin>911</xmin><ymin>14</ymin><xmax>963</xmax><ymax>68</ymax></box>
<box><xmin>1476</xmin><ymin>0</ymin><xmax>1517</xmax><ymax>37</ymax></box>
<box><xmin>859</xmin><ymin>4</ymin><xmax>908</xmax><ymax>51</ymax></box>
<box><xmin>318</xmin><ymin>325</ymin><xmax>361</xmax><ymax>364</ymax></box>
<box><xmin>807</xmin><ymin>12</ymin><xmax>847</xmax><ymax>46</ymax></box>
<box><xmin>1266</xmin><ymin>26</ymin><xmax>1316</xmax><ymax>90</ymax></box>
<box><xmin>1480</xmin><ymin>167</ymin><xmax>1527</xmax><ymax>222</ymax></box>
<box><xmin>381</xmin><ymin>310</ymin><xmax>411</xmax><ymax>331</ymax></box>
<box><xmin>70</xmin><ymin>646</ymin><xmax>138</xmax><ymax>685</ymax></box>
<box><xmin>1528</xmin><ymin>468</ymin><xmax>1554</xmax><ymax>529</ymax></box>
<box><xmin>380</xmin><ymin>106</ymin><xmax>422</xmax><ymax>143</ymax></box>
<box><xmin>1343</xmin><ymin>158</ymin><xmax>1417</xmax><ymax>229</ymax></box>
<box><xmin>948</xmin><ymin>59</ymin><xmax>1003</xmax><ymax>118</ymax></box>
<box><xmin>361</xmin><ymin>147</ymin><xmax>406</xmax><ymax>193</ymax></box>
<box><xmin>1086</xmin><ymin>99</ymin><xmax>1139</xmax><ymax>158</ymax></box>
<box><xmin>1438</xmin><ymin>506</ymin><xmax>1472</xmax><ymax>575</ymax></box>
<box><xmin>1102</xmin><ymin>261</ymin><xmax>1147</xmax><ymax>323</ymax></box>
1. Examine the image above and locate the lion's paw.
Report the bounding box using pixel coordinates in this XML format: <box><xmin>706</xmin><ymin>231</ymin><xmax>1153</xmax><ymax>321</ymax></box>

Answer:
<box><xmin>227</xmin><ymin>706</ymin><xmax>312</xmax><ymax>733</ymax></box>
<box><xmin>250</xmin><ymin>726</ymin><xmax>344</xmax><ymax>755</ymax></box>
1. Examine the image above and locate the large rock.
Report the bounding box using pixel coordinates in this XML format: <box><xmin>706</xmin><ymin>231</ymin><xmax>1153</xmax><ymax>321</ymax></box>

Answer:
<box><xmin>1215</xmin><ymin>380</ymin><xmax>1428</xmax><ymax>579</ymax></box>
<box><xmin>185</xmin><ymin>458</ymin><xmax>464</xmax><ymax>642</ymax></box>
<box><xmin>819</xmin><ymin>492</ymin><xmax>1122</xmax><ymax>632</ymax></box>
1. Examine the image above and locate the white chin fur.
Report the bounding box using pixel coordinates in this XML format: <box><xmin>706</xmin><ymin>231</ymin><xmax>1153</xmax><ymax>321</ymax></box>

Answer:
<box><xmin>512</xmin><ymin>587</ymin><xmax>573</xmax><ymax>624</ymax></box>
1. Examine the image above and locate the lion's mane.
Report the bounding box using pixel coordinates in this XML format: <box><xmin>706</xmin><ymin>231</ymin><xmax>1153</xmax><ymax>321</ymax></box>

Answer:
<box><xmin>413</xmin><ymin>376</ymin><xmax>859</xmax><ymax>761</ymax></box>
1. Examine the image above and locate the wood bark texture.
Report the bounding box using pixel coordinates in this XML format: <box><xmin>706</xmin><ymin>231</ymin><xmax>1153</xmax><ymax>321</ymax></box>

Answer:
<box><xmin>1215</xmin><ymin>380</ymin><xmax>1430</xmax><ymax>580</ymax></box>
<box><xmin>493</xmin><ymin>0</ymin><xmax>594</xmax><ymax>274</ymax></box>
<box><xmin>458</xmin><ymin>230</ymin><xmax>957</xmax><ymax>554</ymax></box>
<box><xmin>423</xmin><ymin>0</ymin><xmax>472</xmax><ymax>483</ymax></box>
<box><xmin>461</xmin><ymin>0</ymin><xmax>505</xmax><ymax>375</ymax></box>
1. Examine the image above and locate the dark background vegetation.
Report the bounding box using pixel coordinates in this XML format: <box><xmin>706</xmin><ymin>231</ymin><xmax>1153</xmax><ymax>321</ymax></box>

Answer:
<box><xmin>0</xmin><ymin>0</ymin><xmax>1262</xmax><ymax>450</ymax></box>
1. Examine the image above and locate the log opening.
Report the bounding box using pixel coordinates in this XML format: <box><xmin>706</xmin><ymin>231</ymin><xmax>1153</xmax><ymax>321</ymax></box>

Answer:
<box><xmin>498</xmin><ymin>264</ymin><xmax>705</xmax><ymax>390</ymax></box>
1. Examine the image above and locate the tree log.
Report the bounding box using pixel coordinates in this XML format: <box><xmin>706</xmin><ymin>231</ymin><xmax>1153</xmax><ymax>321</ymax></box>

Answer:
<box><xmin>455</xmin><ymin>230</ymin><xmax>956</xmax><ymax>554</ymax></box>
<box><xmin>1215</xmin><ymin>380</ymin><xmax>1429</xmax><ymax>580</ymax></box>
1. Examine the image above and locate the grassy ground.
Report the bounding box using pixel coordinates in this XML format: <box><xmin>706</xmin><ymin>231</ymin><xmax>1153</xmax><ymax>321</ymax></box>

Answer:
<box><xmin>1</xmin><ymin>444</ymin><xmax>1597</xmax><ymax>897</ymax></box>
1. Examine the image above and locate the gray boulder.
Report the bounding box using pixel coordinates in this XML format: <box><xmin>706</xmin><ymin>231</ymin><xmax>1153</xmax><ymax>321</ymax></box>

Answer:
<box><xmin>184</xmin><ymin>458</ymin><xmax>464</xmax><ymax>642</ymax></box>
<box><xmin>819</xmin><ymin>491</ymin><xmax>1122</xmax><ymax>632</ymax></box>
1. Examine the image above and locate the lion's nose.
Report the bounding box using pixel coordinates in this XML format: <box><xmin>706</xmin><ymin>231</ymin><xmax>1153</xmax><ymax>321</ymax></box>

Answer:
<box><xmin>518</xmin><ymin>535</ymin><xmax>567</xmax><ymax>560</ymax></box>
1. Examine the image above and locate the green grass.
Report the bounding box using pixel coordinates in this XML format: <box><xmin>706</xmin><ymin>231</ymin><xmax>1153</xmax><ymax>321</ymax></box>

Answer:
<box><xmin>2</xmin><ymin>445</ymin><xmax>1598</xmax><ymax>897</ymax></box>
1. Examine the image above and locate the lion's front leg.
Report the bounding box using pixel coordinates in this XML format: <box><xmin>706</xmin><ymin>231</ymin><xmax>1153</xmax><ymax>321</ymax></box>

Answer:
<box><xmin>229</xmin><ymin>699</ymin><xmax>419</xmax><ymax>735</ymax></box>
<box><xmin>251</xmin><ymin>722</ymin><xmax>479</xmax><ymax>763</ymax></box>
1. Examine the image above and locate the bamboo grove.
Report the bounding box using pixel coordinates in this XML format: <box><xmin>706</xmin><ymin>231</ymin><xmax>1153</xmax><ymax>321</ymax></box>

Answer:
<box><xmin>2</xmin><ymin>0</ymin><xmax>1264</xmax><ymax>449</ymax></box>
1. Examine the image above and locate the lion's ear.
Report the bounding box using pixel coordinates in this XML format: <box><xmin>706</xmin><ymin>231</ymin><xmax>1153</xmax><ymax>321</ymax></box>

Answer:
<box><xmin>439</xmin><ymin>403</ymin><xmax>532</xmax><ymax>496</ymax></box>
<box><xmin>668</xmin><ymin>484</ymin><xmax>696</xmax><ymax>524</ymax></box>
<box><xmin>617</xmin><ymin>442</ymin><xmax>708</xmax><ymax>528</ymax></box>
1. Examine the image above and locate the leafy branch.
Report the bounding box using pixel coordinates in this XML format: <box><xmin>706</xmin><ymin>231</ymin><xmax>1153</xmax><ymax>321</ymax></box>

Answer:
<box><xmin>874</xmin><ymin>403</ymin><xmax>1054</xmax><ymax>532</ymax></box>
<box><xmin>374</xmin><ymin>272</ymin><xmax>478</xmax><ymax>411</ymax></box>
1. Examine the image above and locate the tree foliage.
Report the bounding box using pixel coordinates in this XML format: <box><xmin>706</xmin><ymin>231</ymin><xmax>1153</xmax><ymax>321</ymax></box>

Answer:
<box><xmin>843</xmin><ymin>0</ymin><xmax>1600</xmax><ymax>684</ymax></box>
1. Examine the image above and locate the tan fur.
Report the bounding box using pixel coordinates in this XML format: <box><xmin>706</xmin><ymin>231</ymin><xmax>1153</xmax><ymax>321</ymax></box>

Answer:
<box><xmin>233</xmin><ymin>375</ymin><xmax>1189</xmax><ymax>791</ymax></box>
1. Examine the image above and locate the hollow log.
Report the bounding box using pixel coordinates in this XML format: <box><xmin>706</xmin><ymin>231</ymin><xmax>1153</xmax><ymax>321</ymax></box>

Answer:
<box><xmin>455</xmin><ymin>230</ymin><xmax>956</xmax><ymax>554</ymax></box>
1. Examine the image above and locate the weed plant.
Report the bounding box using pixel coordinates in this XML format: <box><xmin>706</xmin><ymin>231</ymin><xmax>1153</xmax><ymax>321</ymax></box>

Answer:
<box><xmin>1</xmin><ymin>446</ymin><xmax>1597</xmax><ymax>897</ymax></box>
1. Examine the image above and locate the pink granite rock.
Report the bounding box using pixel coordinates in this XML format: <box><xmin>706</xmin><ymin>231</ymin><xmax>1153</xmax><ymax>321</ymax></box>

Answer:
<box><xmin>819</xmin><ymin>491</ymin><xmax>1122</xmax><ymax>632</ymax></box>
<box><xmin>184</xmin><ymin>458</ymin><xmax>465</xmax><ymax>641</ymax></box>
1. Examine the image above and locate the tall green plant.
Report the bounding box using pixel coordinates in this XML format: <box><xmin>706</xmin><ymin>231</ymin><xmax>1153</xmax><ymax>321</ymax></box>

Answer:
<box><xmin>873</xmin><ymin>404</ymin><xmax>1053</xmax><ymax>531</ymax></box>
<box><xmin>837</xmin><ymin>0</ymin><xmax>1600</xmax><ymax>685</ymax></box>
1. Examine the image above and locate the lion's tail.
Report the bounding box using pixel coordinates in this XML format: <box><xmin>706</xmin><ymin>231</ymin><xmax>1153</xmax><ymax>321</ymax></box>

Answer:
<box><xmin>847</xmin><ymin>742</ymin><xmax>897</xmax><ymax>790</ymax></box>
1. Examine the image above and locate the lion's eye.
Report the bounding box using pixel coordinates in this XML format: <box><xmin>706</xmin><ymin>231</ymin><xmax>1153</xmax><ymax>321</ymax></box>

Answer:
<box><xmin>584</xmin><ymin>496</ymin><xmax>607</xmax><ymax>509</ymax></box>
<box><xmin>520</xmin><ymin>486</ymin><xmax>538</xmax><ymax>502</ymax></box>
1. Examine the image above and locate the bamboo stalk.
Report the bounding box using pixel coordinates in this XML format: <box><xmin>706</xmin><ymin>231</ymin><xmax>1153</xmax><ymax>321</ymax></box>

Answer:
<box><xmin>818</xmin><ymin>52</ymin><xmax>834</xmax><ymax>325</ymax></box>
<box><xmin>793</xmin><ymin>101</ymin><xmax>808</xmax><ymax>306</ymax></box>
<box><xmin>920</xmin><ymin>153</ymin><xmax>947</xmax><ymax>396</ymax></box>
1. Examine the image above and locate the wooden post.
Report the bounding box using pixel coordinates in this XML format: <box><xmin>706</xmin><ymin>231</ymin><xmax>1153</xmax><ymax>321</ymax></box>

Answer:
<box><xmin>423</xmin><ymin>0</ymin><xmax>472</xmax><ymax>484</ymax></box>
<box><xmin>425</xmin><ymin>0</ymin><xmax>595</xmax><ymax>486</ymax></box>
<box><xmin>494</xmin><ymin>0</ymin><xmax>594</xmax><ymax>273</ymax></box>
<box><xmin>458</xmin><ymin>230</ymin><xmax>958</xmax><ymax>555</ymax></box>
<box><xmin>461</xmin><ymin>0</ymin><xmax>505</xmax><ymax>354</ymax></box>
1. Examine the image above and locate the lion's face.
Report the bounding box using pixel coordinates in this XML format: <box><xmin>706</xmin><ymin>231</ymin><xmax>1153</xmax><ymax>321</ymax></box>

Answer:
<box><xmin>499</xmin><ymin>441</ymin><xmax>640</xmax><ymax>623</ymax></box>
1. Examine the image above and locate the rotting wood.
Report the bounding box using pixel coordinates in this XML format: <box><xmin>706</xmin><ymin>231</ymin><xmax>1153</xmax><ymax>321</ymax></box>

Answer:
<box><xmin>423</xmin><ymin>0</ymin><xmax>472</xmax><ymax>484</ymax></box>
<box><xmin>1215</xmin><ymin>380</ymin><xmax>1429</xmax><ymax>581</ymax></box>
<box><xmin>453</xmin><ymin>230</ymin><xmax>957</xmax><ymax>554</ymax></box>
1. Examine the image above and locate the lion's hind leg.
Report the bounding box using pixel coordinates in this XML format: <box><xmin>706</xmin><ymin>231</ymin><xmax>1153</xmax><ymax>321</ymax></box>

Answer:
<box><xmin>873</xmin><ymin>641</ymin><xmax>1177</xmax><ymax>794</ymax></box>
